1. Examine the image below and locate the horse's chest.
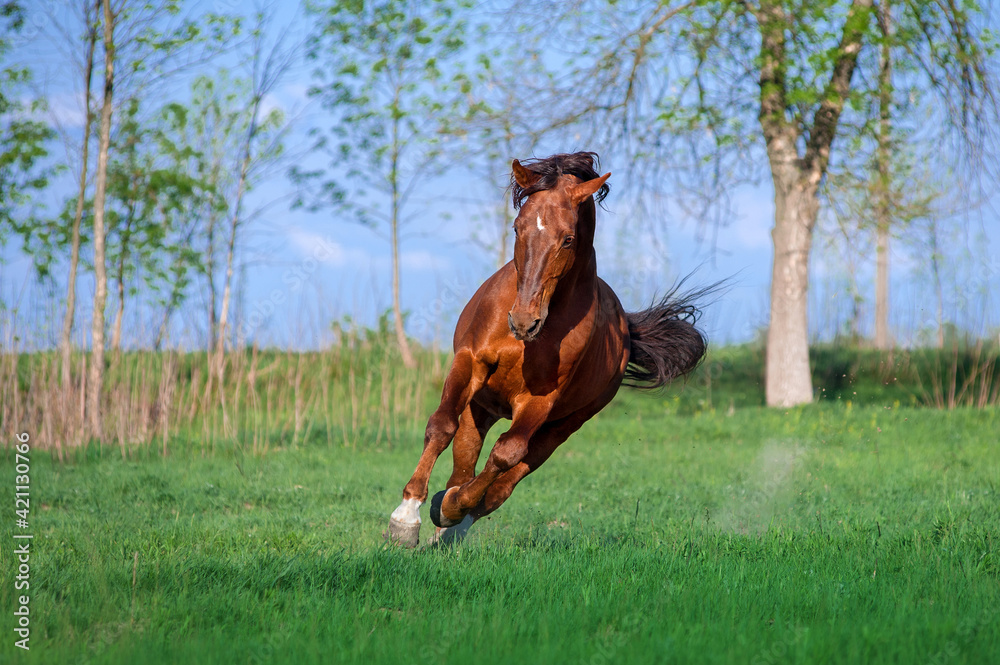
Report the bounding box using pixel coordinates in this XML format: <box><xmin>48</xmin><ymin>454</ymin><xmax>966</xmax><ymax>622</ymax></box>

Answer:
<box><xmin>475</xmin><ymin>337</ymin><xmax>582</xmax><ymax>417</ymax></box>
<box><xmin>482</xmin><ymin>347</ymin><xmax>560</xmax><ymax>401</ymax></box>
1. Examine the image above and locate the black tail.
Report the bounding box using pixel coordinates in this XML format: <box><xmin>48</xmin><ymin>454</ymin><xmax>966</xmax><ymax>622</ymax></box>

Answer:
<box><xmin>624</xmin><ymin>285</ymin><xmax>711</xmax><ymax>390</ymax></box>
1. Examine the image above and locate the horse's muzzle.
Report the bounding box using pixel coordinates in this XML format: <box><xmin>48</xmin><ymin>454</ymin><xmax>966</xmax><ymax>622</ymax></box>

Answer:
<box><xmin>508</xmin><ymin>311</ymin><xmax>543</xmax><ymax>341</ymax></box>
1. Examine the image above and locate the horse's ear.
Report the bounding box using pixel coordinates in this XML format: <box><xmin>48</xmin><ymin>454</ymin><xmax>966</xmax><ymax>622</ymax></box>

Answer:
<box><xmin>512</xmin><ymin>159</ymin><xmax>539</xmax><ymax>188</ymax></box>
<box><xmin>570</xmin><ymin>172</ymin><xmax>611</xmax><ymax>205</ymax></box>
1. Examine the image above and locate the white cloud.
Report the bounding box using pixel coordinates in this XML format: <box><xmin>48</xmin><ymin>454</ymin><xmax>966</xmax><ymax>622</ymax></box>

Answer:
<box><xmin>259</xmin><ymin>93</ymin><xmax>286</xmax><ymax>120</ymax></box>
<box><xmin>288</xmin><ymin>228</ymin><xmax>447</xmax><ymax>272</ymax></box>
<box><xmin>400</xmin><ymin>249</ymin><xmax>449</xmax><ymax>271</ymax></box>
<box><xmin>259</xmin><ymin>83</ymin><xmax>313</xmax><ymax>120</ymax></box>
<box><xmin>289</xmin><ymin>229</ymin><xmax>362</xmax><ymax>266</ymax></box>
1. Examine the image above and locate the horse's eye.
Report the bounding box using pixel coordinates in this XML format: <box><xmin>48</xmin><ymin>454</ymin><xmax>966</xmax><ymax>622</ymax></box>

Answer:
<box><xmin>562</xmin><ymin>236</ymin><xmax>574</xmax><ymax>248</ymax></box>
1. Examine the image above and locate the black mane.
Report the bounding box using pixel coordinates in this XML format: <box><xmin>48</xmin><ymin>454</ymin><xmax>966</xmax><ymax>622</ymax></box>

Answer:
<box><xmin>510</xmin><ymin>151</ymin><xmax>610</xmax><ymax>210</ymax></box>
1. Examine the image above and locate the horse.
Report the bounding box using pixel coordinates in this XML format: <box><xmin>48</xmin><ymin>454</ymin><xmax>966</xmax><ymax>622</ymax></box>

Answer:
<box><xmin>386</xmin><ymin>152</ymin><xmax>708</xmax><ymax>548</ymax></box>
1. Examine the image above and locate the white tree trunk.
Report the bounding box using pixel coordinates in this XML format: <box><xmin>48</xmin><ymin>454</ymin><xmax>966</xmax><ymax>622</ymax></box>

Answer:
<box><xmin>874</xmin><ymin>0</ymin><xmax>893</xmax><ymax>351</ymax></box>
<box><xmin>111</xmin><ymin>259</ymin><xmax>125</xmax><ymax>351</ymax></box>
<box><xmin>206</xmin><ymin>207</ymin><xmax>218</xmax><ymax>348</ymax></box>
<box><xmin>874</xmin><ymin>222</ymin><xmax>890</xmax><ymax>349</ymax></box>
<box><xmin>929</xmin><ymin>219</ymin><xmax>944</xmax><ymax>349</ymax></box>
<box><xmin>61</xmin><ymin>5</ymin><xmax>98</xmax><ymax>388</ymax></box>
<box><xmin>214</xmin><ymin>186</ymin><xmax>242</xmax><ymax>361</ymax></box>
<box><xmin>765</xmin><ymin>168</ymin><xmax>817</xmax><ymax>407</ymax></box>
<box><xmin>756</xmin><ymin>0</ymin><xmax>869</xmax><ymax>407</ymax></box>
<box><xmin>391</xmin><ymin>209</ymin><xmax>416</xmax><ymax>370</ymax></box>
<box><xmin>215</xmin><ymin>88</ymin><xmax>261</xmax><ymax>366</ymax></box>
<box><xmin>87</xmin><ymin>0</ymin><xmax>115</xmax><ymax>437</ymax></box>
<box><xmin>389</xmin><ymin>116</ymin><xmax>416</xmax><ymax>370</ymax></box>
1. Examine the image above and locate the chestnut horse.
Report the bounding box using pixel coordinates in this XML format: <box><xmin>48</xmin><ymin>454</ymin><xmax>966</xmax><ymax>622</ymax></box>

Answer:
<box><xmin>386</xmin><ymin>152</ymin><xmax>707</xmax><ymax>547</ymax></box>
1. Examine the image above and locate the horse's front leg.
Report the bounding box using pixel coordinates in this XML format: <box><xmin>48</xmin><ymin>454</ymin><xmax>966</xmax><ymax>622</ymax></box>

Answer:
<box><xmin>430</xmin><ymin>397</ymin><xmax>552</xmax><ymax>528</ymax></box>
<box><xmin>425</xmin><ymin>401</ymin><xmax>498</xmax><ymax>546</ymax></box>
<box><xmin>386</xmin><ymin>350</ymin><xmax>484</xmax><ymax>548</ymax></box>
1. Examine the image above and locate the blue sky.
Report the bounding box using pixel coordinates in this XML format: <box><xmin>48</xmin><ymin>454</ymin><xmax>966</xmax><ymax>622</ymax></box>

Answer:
<box><xmin>2</xmin><ymin>1</ymin><xmax>998</xmax><ymax>351</ymax></box>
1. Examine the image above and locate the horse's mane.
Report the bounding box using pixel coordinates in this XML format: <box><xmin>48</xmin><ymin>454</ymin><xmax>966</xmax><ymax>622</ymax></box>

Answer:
<box><xmin>510</xmin><ymin>151</ymin><xmax>610</xmax><ymax>210</ymax></box>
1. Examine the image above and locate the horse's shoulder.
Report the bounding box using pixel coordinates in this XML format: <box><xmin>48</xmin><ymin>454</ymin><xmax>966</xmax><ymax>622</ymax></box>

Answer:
<box><xmin>594</xmin><ymin>277</ymin><xmax>628</xmax><ymax>329</ymax></box>
<box><xmin>452</xmin><ymin>262</ymin><xmax>517</xmax><ymax>352</ymax></box>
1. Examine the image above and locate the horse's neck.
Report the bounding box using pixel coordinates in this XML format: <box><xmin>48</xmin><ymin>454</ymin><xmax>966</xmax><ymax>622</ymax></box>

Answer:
<box><xmin>576</xmin><ymin>198</ymin><xmax>597</xmax><ymax>254</ymax></box>
<box><xmin>573</xmin><ymin>200</ymin><xmax>598</xmax><ymax>282</ymax></box>
<box><xmin>555</xmin><ymin>201</ymin><xmax>599</xmax><ymax>301</ymax></box>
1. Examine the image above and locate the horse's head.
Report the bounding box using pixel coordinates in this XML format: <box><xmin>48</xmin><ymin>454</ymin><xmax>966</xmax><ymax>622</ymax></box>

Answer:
<box><xmin>507</xmin><ymin>159</ymin><xmax>611</xmax><ymax>342</ymax></box>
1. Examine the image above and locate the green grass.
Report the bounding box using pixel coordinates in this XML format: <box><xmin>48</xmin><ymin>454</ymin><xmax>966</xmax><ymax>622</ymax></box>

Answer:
<box><xmin>2</xmin><ymin>391</ymin><xmax>998</xmax><ymax>664</ymax></box>
<box><xmin>680</xmin><ymin>341</ymin><xmax>1000</xmax><ymax>411</ymax></box>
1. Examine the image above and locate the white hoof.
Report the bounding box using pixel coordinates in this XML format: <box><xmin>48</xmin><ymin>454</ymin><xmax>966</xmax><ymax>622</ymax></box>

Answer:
<box><xmin>386</xmin><ymin>518</ymin><xmax>420</xmax><ymax>548</ymax></box>
<box><xmin>386</xmin><ymin>497</ymin><xmax>423</xmax><ymax>548</ymax></box>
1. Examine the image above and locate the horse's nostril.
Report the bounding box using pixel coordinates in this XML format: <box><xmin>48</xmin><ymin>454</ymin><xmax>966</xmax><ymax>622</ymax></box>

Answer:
<box><xmin>527</xmin><ymin>319</ymin><xmax>541</xmax><ymax>336</ymax></box>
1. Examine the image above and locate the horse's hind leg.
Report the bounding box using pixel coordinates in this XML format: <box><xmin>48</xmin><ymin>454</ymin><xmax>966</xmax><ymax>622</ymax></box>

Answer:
<box><xmin>446</xmin><ymin>401</ymin><xmax>496</xmax><ymax>490</ymax></box>
<box><xmin>431</xmin><ymin>399</ymin><xmax>552</xmax><ymax>528</ymax></box>
<box><xmin>469</xmin><ymin>384</ymin><xmax>619</xmax><ymax>522</ymax></box>
<box><xmin>426</xmin><ymin>401</ymin><xmax>496</xmax><ymax>546</ymax></box>
<box><xmin>386</xmin><ymin>350</ymin><xmax>484</xmax><ymax>547</ymax></box>
<box><xmin>470</xmin><ymin>413</ymin><xmax>586</xmax><ymax>520</ymax></box>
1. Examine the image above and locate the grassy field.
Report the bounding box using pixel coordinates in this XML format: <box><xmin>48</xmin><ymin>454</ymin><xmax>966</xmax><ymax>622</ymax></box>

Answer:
<box><xmin>2</xmin><ymin>381</ymin><xmax>998</xmax><ymax>664</ymax></box>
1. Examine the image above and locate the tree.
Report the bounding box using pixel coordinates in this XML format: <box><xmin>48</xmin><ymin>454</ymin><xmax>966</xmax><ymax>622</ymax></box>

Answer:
<box><xmin>212</xmin><ymin>17</ymin><xmax>296</xmax><ymax>366</ymax></box>
<box><xmin>87</xmin><ymin>0</ymin><xmax>115</xmax><ymax>436</ymax></box>
<box><xmin>820</xmin><ymin>136</ymin><xmax>938</xmax><ymax>345</ymax></box>
<box><xmin>454</xmin><ymin>75</ymin><xmax>548</xmax><ymax>270</ymax></box>
<box><xmin>154</xmin><ymin>84</ymin><xmax>231</xmax><ymax>349</ymax></box>
<box><xmin>873</xmin><ymin>0</ymin><xmax>892</xmax><ymax>350</ymax></box>
<box><xmin>823</xmin><ymin>128</ymin><xmax>940</xmax><ymax>345</ymax></box>
<box><xmin>0</xmin><ymin>3</ymin><xmax>56</xmax><ymax>261</ymax></box>
<box><xmin>60</xmin><ymin>0</ymin><xmax>100</xmax><ymax>386</ymax></box>
<box><xmin>12</xmin><ymin>0</ymin><xmax>239</xmax><ymax>380</ymax></box>
<box><xmin>157</xmin><ymin>78</ymin><xmax>234</xmax><ymax>348</ymax></box>
<box><xmin>496</xmin><ymin>0</ymin><xmax>996</xmax><ymax>405</ymax></box>
<box><xmin>304</xmin><ymin>0</ymin><xmax>474</xmax><ymax>369</ymax></box>
<box><xmin>102</xmin><ymin>97</ymin><xmax>209</xmax><ymax>351</ymax></box>
<box><xmin>80</xmin><ymin>0</ymin><xmax>241</xmax><ymax>433</ymax></box>
<box><xmin>452</xmin><ymin>114</ymin><xmax>536</xmax><ymax>271</ymax></box>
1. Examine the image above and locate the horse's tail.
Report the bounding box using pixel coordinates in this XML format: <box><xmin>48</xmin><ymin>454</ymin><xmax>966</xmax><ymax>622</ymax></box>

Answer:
<box><xmin>624</xmin><ymin>284</ymin><xmax>712</xmax><ymax>390</ymax></box>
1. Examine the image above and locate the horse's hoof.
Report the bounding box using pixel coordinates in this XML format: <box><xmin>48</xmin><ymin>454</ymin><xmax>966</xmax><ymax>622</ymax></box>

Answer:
<box><xmin>426</xmin><ymin>514</ymin><xmax>476</xmax><ymax>548</ymax></box>
<box><xmin>385</xmin><ymin>518</ymin><xmax>420</xmax><ymax>548</ymax></box>
<box><xmin>429</xmin><ymin>489</ymin><xmax>461</xmax><ymax>528</ymax></box>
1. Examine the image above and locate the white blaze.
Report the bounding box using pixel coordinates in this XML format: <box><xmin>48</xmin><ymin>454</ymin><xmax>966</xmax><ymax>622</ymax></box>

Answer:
<box><xmin>536</xmin><ymin>214</ymin><xmax>545</xmax><ymax>231</ymax></box>
<box><xmin>390</xmin><ymin>497</ymin><xmax>422</xmax><ymax>525</ymax></box>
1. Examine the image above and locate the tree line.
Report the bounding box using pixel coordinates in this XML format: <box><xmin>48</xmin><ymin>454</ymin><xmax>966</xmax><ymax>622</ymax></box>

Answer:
<box><xmin>1</xmin><ymin>0</ymin><xmax>996</xmax><ymax>438</ymax></box>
